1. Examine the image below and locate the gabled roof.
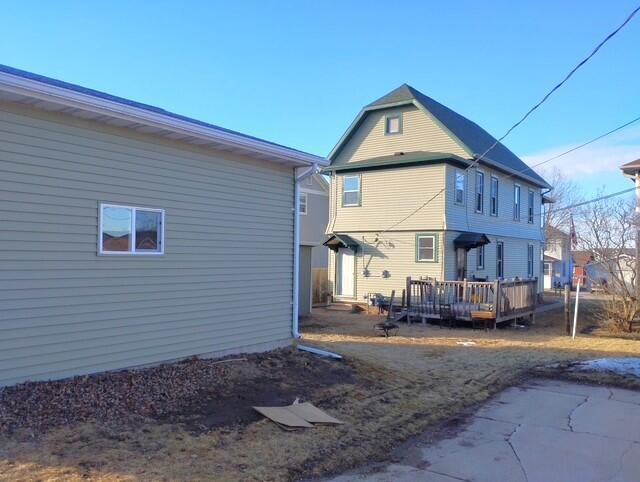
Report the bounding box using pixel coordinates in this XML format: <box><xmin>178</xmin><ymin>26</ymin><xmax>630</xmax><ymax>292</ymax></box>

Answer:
<box><xmin>621</xmin><ymin>158</ymin><xmax>640</xmax><ymax>178</ymax></box>
<box><xmin>330</xmin><ymin>84</ymin><xmax>550</xmax><ymax>188</ymax></box>
<box><xmin>545</xmin><ymin>226</ymin><xmax>569</xmax><ymax>240</ymax></box>
<box><xmin>0</xmin><ymin>64</ymin><xmax>327</xmax><ymax>168</ymax></box>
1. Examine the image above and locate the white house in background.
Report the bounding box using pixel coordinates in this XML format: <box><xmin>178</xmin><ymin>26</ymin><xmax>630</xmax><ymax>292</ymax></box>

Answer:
<box><xmin>298</xmin><ymin>173</ymin><xmax>329</xmax><ymax>316</ymax></box>
<box><xmin>543</xmin><ymin>226</ymin><xmax>573</xmax><ymax>290</ymax></box>
<box><xmin>0</xmin><ymin>64</ymin><xmax>328</xmax><ymax>386</ymax></box>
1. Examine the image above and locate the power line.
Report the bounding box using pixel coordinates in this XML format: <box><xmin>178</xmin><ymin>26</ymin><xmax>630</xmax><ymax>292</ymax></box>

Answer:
<box><xmin>376</xmin><ymin>4</ymin><xmax>640</xmax><ymax>234</ymax></box>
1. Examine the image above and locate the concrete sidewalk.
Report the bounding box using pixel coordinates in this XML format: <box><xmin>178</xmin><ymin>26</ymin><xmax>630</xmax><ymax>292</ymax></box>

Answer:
<box><xmin>326</xmin><ymin>380</ymin><xmax>640</xmax><ymax>482</ymax></box>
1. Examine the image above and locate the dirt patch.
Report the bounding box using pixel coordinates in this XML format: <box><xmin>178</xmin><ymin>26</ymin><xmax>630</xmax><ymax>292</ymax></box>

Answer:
<box><xmin>0</xmin><ymin>348</ymin><xmax>354</xmax><ymax>437</ymax></box>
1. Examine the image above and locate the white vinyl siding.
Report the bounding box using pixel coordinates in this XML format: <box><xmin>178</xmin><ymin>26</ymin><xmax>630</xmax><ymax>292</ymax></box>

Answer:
<box><xmin>0</xmin><ymin>101</ymin><xmax>294</xmax><ymax>386</ymax></box>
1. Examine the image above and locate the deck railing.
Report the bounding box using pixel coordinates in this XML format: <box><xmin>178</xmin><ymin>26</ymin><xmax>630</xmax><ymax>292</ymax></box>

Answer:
<box><xmin>405</xmin><ymin>277</ymin><xmax>537</xmax><ymax>323</ymax></box>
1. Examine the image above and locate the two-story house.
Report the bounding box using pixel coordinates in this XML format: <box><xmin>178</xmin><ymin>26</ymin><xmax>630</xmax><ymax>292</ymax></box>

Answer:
<box><xmin>543</xmin><ymin>226</ymin><xmax>573</xmax><ymax>290</ymax></box>
<box><xmin>323</xmin><ymin>84</ymin><xmax>550</xmax><ymax>303</ymax></box>
<box><xmin>298</xmin><ymin>173</ymin><xmax>329</xmax><ymax>316</ymax></box>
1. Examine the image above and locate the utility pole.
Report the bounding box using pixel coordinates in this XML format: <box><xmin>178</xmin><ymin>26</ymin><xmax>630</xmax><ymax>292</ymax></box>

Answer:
<box><xmin>635</xmin><ymin>171</ymin><xmax>640</xmax><ymax>301</ymax></box>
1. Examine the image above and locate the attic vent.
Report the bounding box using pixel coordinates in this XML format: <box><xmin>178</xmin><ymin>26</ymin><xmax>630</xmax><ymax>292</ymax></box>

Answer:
<box><xmin>394</xmin><ymin>152</ymin><xmax>405</xmax><ymax>156</ymax></box>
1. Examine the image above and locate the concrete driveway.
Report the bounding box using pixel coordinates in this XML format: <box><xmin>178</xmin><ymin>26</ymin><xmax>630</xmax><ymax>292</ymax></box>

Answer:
<box><xmin>327</xmin><ymin>380</ymin><xmax>640</xmax><ymax>482</ymax></box>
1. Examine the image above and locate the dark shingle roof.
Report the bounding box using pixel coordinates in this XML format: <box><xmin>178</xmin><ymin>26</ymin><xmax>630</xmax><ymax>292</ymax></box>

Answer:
<box><xmin>0</xmin><ymin>63</ymin><xmax>318</xmax><ymax>157</ymax></box>
<box><xmin>365</xmin><ymin>84</ymin><xmax>549</xmax><ymax>187</ymax></box>
<box><xmin>323</xmin><ymin>151</ymin><xmax>466</xmax><ymax>172</ymax></box>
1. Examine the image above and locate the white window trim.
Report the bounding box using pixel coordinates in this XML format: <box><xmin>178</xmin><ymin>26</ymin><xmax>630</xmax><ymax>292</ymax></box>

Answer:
<box><xmin>527</xmin><ymin>189</ymin><xmax>535</xmax><ymax>224</ymax></box>
<box><xmin>475</xmin><ymin>170</ymin><xmax>484</xmax><ymax>213</ymax></box>
<box><xmin>416</xmin><ymin>234</ymin><xmax>437</xmax><ymax>262</ymax></box>
<box><xmin>514</xmin><ymin>184</ymin><xmax>521</xmax><ymax>221</ymax></box>
<box><xmin>342</xmin><ymin>174</ymin><xmax>361</xmax><ymax>207</ymax></box>
<box><xmin>496</xmin><ymin>241</ymin><xmax>504</xmax><ymax>279</ymax></box>
<box><xmin>527</xmin><ymin>244</ymin><xmax>534</xmax><ymax>277</ymax></box>
<box><xmin>98</xmin><ymin>203</ymin><xmax>165</xmax><ymax>256</ymax></box>
<box><xmin>490</xmin><ymin>175</ymin><xmax>499</xmax><ymax>216</ymax></box>
<box><xmin>454</xmin><ymin>169</ymin><xmax>465</xmax><ymax>205</ymax></box>
<box><xmin>299</xmin><ymin>192</ymin><xmax>308</xmax><ymax>215</ymax></box>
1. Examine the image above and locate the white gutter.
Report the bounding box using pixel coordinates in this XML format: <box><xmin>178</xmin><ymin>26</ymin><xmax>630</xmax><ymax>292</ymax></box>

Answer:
<box><xmin>292</xmin><ymin>164</ymin><xmax>318</xmax><ymax>338</ymax></box>
<box><xmin>0</xmin><ymin>70</ymin><xmax>328</xmax><ymax>168</ymax></box>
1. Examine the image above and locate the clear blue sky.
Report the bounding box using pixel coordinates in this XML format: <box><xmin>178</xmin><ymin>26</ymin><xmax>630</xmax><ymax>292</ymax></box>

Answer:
<box><xmin>3</xmin><ymin>1</ymin><xmax>639</xmax><ymax>197</ymax></box>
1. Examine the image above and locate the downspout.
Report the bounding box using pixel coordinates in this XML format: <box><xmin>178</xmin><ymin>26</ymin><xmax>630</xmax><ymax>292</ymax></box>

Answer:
<box><xmin>293</xmin><ymin>163</ymin><xmax>318</xmax><ymax>339</ymax></box>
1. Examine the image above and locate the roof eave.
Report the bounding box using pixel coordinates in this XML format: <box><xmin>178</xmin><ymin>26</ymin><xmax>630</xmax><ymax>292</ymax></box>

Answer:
<box><xmin>0</xmin><ymin>69</ymin><xmax>327</xmax><ymax>168</ymax></box>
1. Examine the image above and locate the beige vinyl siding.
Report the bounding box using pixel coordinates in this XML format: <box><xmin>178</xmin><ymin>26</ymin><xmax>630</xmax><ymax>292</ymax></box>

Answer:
<box><xmin>443</xmin><ymin>231</ymin><xmax>541</xmax><ymax>284</ymax></box>
<box><xmin>329</xmin><ymin>164</ymin><xmax>447</xmax><ymax>233</ymax></box>
<box><xmin>445</xmin><ymin>164</ymin><xmax>543</xmax><ymax>241</ymax></box>
<box><xmin>0</xmin><ymin>101</ymin><xmax>294</xmax><ymax>386</ymax></box>
<box><xmin>332</xmin><ymin>105</ymin><xmax>469</xmax><ymax>165</ymax></box>
<box><xmin>328</xmin><ymin>231</ymin><xmax>444</xmax><ymax>301</ymax></box>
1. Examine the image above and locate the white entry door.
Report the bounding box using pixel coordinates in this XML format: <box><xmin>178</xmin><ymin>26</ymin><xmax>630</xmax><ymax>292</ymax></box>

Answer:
<box><xmin>336</xmin><ymin>248</ymin><xmax>355</xmax><ymax>297</ymax></box>
<box><xmin>544</xmin><ymin>262</ymin><xmax>552</xmax><ymax>289</ymax></box>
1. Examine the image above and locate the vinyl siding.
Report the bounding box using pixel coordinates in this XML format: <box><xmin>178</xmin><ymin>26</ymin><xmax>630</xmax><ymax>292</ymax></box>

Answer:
<box><xmin>328</xmin><ymin>231</ymin><xmax>444</xmax><ymax>302</ymax></box>
<box><xmin>443</xmin><ymin>231</ymin><xmax>542</xmax><ymax>286</ymax></box>
<box><xmin>0</xmin><ymin>101</ymin><xmax>294</xmax><ymax>386</ymax></box>
<box><xmin>444</xmin><ymin>164</ymin><xmax>543</xmax><ymax>241</ymax></box>
<box><xmin>328</xmin><ymin>164</ymin><xmax>447</xmax><ymax>233</ymax></box>
<box><xmin>332</xmin><ymin>105</ymin><xmax>469</xmax><ymax>165</ymax></box>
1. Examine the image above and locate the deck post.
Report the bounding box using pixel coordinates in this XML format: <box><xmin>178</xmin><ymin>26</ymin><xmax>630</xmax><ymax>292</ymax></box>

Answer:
<box><xmin>387</xmin><ymin>290</ymin><xmax>395</xmax><ymax>321</ymax></box>
<box><xmin>494</xmin><ymin>279</ymin><xmax>501</xmax><ymax>329</ymax></box>
<box><xmin>406</xmin><ymin>277</ymin><xmax>412</xmax><ymax>324</ymax></box>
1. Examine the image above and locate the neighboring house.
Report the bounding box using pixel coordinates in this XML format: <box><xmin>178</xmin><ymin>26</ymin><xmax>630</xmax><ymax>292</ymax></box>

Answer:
<box><xmin>543</xmin><ymin>226</ymin><xmax>573</xmax><ymax>290</ymax></box>
<box><xmin>298</xmin><ymin>173</ymin><xmax>329</xmax><ymax>316</ymax></box>
<box><xmin>0</xmin><ymin>65</ymin><xmax>328</xmax><ymax>386</ymax></box>
<box><xmin>579</xmin><ymin>249</ymin><xmax>636</xmax><ymax>292</ymax></box>
<box><xmin>323</xmin><ymin>84</ymin><xmax>550</xmax><ymax>303</ymax></box>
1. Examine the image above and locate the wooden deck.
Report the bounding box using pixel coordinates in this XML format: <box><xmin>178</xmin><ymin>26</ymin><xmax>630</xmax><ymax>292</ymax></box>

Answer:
<box><xmin>399</xmin><ymin>277</ymin><xmax>538</xmax><ymax>327</ymax></box>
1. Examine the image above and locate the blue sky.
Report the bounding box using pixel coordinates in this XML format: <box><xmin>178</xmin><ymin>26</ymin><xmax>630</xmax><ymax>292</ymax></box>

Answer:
<box><xmin>2</xmin><ymin>1</ymin><xmax>639</xmax><ymax>197</ymax></box>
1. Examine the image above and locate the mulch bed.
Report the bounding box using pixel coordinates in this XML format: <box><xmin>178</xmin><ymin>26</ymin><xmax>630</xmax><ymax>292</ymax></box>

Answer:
<box><xmin>0</xmin><ymin>348</ymin><xmax>354</xmax><ymax>436</ymax></box>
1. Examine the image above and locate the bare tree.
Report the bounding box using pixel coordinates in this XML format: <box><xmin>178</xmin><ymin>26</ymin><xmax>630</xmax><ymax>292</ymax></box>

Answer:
<box><xmin>576</xmin><ymin>194</ymin><xmax>638</xmax><ymax>332</ymax></box>
<box><xmin>538</xmin><ymin>167</ymin><xmax>582</xmax><ymax>232</ymax></box>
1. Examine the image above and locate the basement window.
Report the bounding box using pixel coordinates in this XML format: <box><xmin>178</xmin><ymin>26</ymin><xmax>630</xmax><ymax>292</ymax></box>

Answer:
<box><xmin>99</xmin><ymin>203</ymin><xmax>164</xmax><ymax>255</ymax></box>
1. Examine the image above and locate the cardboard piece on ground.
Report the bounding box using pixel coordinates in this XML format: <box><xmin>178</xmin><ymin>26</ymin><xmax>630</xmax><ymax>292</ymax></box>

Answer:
<box><xmin>253</xmin><ymin>401</ymin><xmax>343</xmax><ymax>429</ymax></box>
<box><xmin>287</xmin><ymin>402</ymin><xmax>344</xmax><ymax>425</ymax></box>
<box><xmin>253</xmin><ymin>406</ymin><xmax>313</xmax><ymax>429</ymax></box>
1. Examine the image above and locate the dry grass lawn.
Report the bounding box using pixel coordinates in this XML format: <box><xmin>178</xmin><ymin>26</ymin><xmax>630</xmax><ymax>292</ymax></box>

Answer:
<box><xmin>1</xmin><ymin>295</ymin><xmax>639</xmax><ymax>482</ymax></box>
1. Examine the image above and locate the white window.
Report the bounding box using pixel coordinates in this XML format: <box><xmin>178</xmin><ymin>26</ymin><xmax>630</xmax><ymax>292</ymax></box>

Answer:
<box><xmin>99</xmin><ymin>204</ymin><xmax>164</xmax><ymax>255</ymax></box>
<box><xmin>342</xmin><ymin>175</ymin><xmax>361</xmax><ymax>206</ymax></box>
<box><xmin>385</xmin><ymin>114</ymin><xmax>402</xmax><ymax>134</ymax></box>
<box><xmin>514</xmin><ymin>185</ymin><xmax>521</xmax><ymax>221</ymax></box>
<box><xmin>527</xmin><ymin>244</ymin><xmax>534</xmax><ymax>277</ymax></box>
<box><xmin>416</xmin><ymin>234</ymin><xmax>437</xmax><ymax>262</ymax></box>
<box><xmin>477</xmin><ymin>245</ymin><xmax>485</xmax><ymax>270</ymax></box>
<box><xmin>544</xmin><ymin>262</ymin><xmax>552</xmax><ymax>277</ymax></box>
<box><xmin>496</xmin><ymin>241</ymin><xmax>504</xmax><ymax>278</ymax></box>
<box><xmin>475</xmin><ymin>171</ymin><xmax>484</xmax><ymax>213</ymax></box>
<box><xmin>455</xmin><ymin>170</ymin><xmax>465</xmax><ymax>204</ymax></box>
<box><xmin>490</xmin><ymin>176</ymin><xmax>499</xmax><ymax>216</ymax></box>
<box><xmin>305</xmin><ymin>176</ymin><xmax>313</xmax><ymax>186</ymax></box>
<box><xmin>299</xmin><ymin>193</ymin><xmax>308</xmax><ymax>215</ymax></box>
<box><xmin>528</xmin><ymin>190</ymin><xmax>535</xmax><ymax>224</ymax></box>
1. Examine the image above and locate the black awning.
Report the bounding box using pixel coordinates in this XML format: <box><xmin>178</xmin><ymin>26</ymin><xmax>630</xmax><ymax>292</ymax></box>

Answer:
<box><xmin>453</xmin><ymin>232</ymin><xmax>491</xmax><ymax>250</ymax></box>
<box><xmin>323</xmin><ymin>234</ymin><xmax>360</xmax><ymax>252</ymax></box>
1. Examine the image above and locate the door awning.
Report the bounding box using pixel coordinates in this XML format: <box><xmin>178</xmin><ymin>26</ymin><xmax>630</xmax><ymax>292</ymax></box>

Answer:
<box><xmin>323</xmin><ymin>234</ymin><xmax>360</xmax><ymax>252</ymax></box>
<box><xmin>453</xmin><ymin>232</ymin><xmax>491</xmax><ymax>250</ymax></box>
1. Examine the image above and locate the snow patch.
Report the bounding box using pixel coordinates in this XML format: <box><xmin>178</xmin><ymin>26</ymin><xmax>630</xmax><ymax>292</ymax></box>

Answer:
<box><xmin>569</xmin><ymin>358</ymin><xmax>640</xmax><ymax>377</ymax></box>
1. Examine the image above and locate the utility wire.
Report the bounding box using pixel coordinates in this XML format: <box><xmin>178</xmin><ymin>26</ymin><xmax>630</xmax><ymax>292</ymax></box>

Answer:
<box><xmin>376</xmin><ymin>4</ymin><xmax>640</xmax><ymax>235</ymax></box>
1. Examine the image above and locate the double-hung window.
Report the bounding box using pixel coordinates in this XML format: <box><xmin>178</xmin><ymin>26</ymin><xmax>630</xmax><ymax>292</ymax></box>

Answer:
<box><xmin>527</xmin><ymin>244</ymin><xmax>534</xmax><ymax>277</ymax></box>
<box><xmin>476</xmin><ymin>245</ymin><xmax>485</xmax><ymax>270</ymax></box>
<box><xmin>416</xmin><ymin>234</ymin><xmax>437</xmax><ymax>262</ymax></box>
<box><xmin>342</xmin><ymin>175</ymin><xmax>361</xmax><ymax>206</ymax></box>
<box><xmin>299</xmin><ymin>193</ymin><xmax>308</xmax><ymax>215</ymax></box>
<box><xmin>99</xmin><ymin>203</ymin><xmax>164</xmax><ymax>255</ymax></box>
<box><xmin>496</xmin><ymin>241</ymin><xmax>504</xmax><ymax>278</ymax></box>
<box><xmin>490</xmin><ymin>176</ymin><xmax>499</xmax><ymax>216</ymax></box>
<box><xmin>475</xmin><ymin>171</ymin><xmax>484</xmax><ymax>213</ymax></box>
<box><xmin>455</xmin><ymin>170</ymin><xmax>465</xmax><ymax>204</ymax></box>
<box><xmin>527</xmin><ymin>190</ymin><xmax>534</xmax><ymax>224</ymax></box>
<box><xmin>513</xmin><ymin>185</ymin><xmax>521</xmax><ymax>221</ymax></box>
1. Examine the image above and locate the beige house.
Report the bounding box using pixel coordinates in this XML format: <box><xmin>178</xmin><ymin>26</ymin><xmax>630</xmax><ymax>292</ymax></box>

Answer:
<box><xmin>543</xmin><ymin>226</ymin><xmax>573</xmax><ymax>290</ymax></box>
<box><xmin>324</xmin><ymin>85</ymin><xmax>550</xmax><ymax>304</ymax></box>
<box><xmin>0</xmin><ymin>64</ymin><xmax>328</xmax><ymax>386</ymax></box>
